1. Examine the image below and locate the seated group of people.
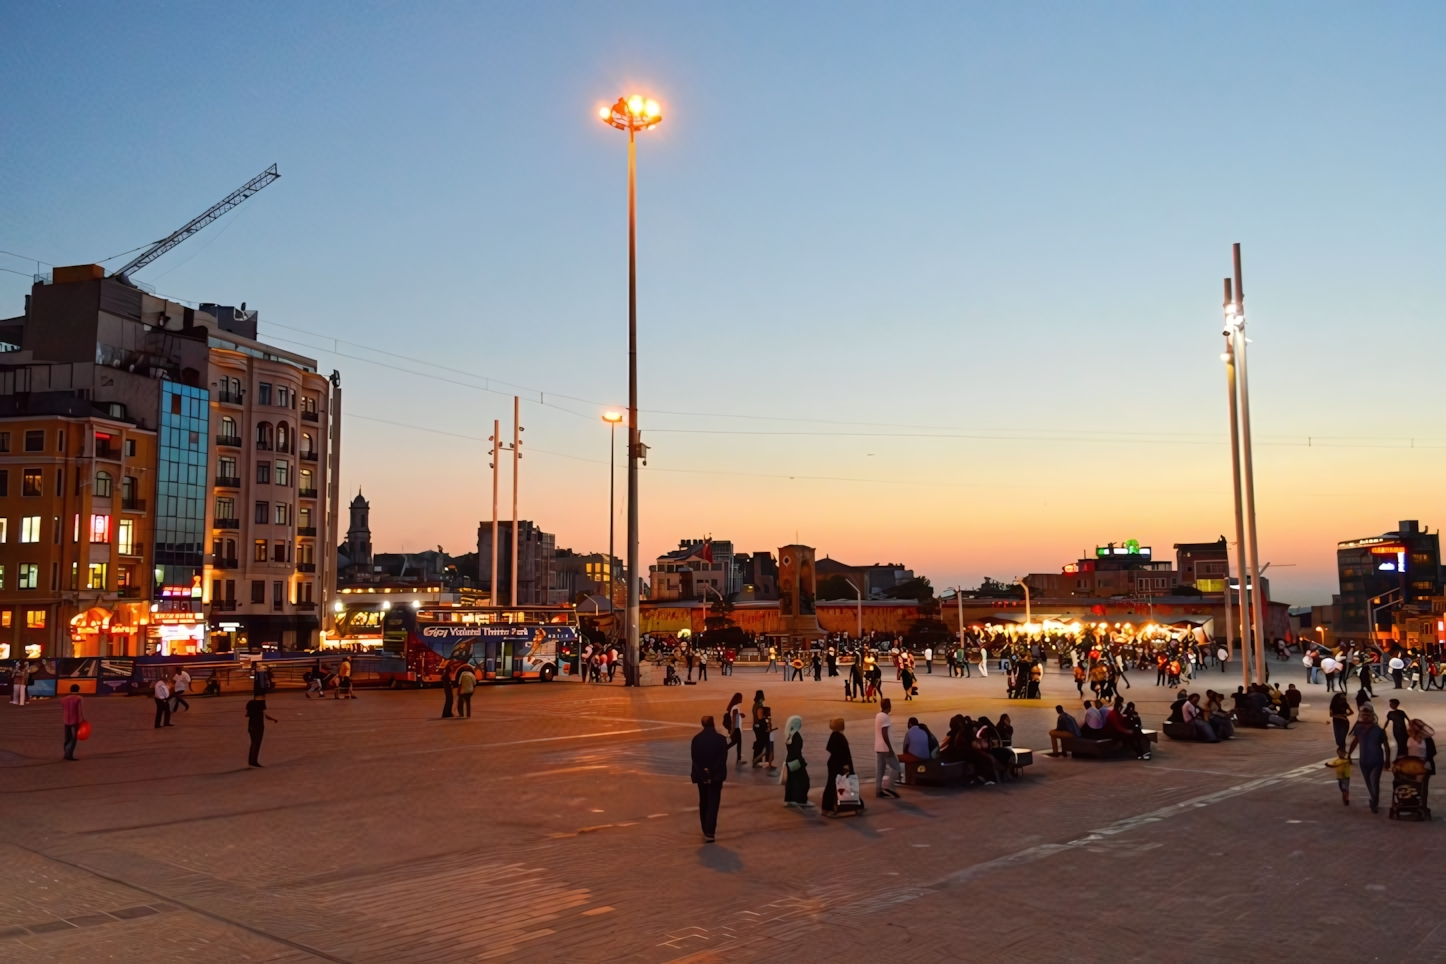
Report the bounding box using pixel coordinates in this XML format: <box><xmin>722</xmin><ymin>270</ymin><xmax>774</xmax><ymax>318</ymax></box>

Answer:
<box><xmin>1231</xmin><ymin>683</ymin><xmax>1292</xmax><ymax>728</ymax></box>
<box><xmin>1167</xmin><ymin>689</ymin><xmax>1238</xmax><ymax>741</ymax></box>
<box><xmin>1049</xmin><ymin>697</ymin><xmax>1153</xmax><ymax>759</ymax></box>
<box><xmin>900</xmin><ymin>713</ymin><xmax>1018</xmax><ymax>785</ymax></box>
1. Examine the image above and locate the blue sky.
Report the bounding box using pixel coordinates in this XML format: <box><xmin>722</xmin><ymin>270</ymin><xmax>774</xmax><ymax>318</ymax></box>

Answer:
<box><xmin>3</xmin><ymin>2</ymin><xmax>1444</xmax><ymax>603</ymax></box>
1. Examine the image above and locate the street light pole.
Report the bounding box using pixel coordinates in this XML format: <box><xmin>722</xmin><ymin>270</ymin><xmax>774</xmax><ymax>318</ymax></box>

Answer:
<box><xmin>845</xmin><ymin>578</ymin><xmax>862</xmax><ymax>639</ymax></box>
<box><xmin>1232</xmin><ymin>247</ymin><xmax>1268</xmax><ymax>685</ymax></box>
<box><xmin>602</xmin><ymin>412</ymin><xmax>622</xmax><ymax>611</ymax></box>
<box><xmin>1223</xmin><ymin>276</ymin><xmax>1252</xmax><ymax>688</ymax></box>
<box><xmin>601</xmin><ymin>95</ymin><xmax>662</xmax><ymax>685</ymax></box>
<box><xmin>511</xmin><ymin>395</ymin><xmax>520</xmax><ymax>608</ymax></box>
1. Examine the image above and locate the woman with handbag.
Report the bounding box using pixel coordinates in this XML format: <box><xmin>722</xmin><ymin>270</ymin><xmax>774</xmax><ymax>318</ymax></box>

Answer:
<box><xmin>822</xmin><ymin>718</ymin><xmax>856</xmax><ymax>815</ymax></box>
<box><xmin>781</xmin><ymin>716</ymin><xmax>812</xmax><ymax>808</ymax></box>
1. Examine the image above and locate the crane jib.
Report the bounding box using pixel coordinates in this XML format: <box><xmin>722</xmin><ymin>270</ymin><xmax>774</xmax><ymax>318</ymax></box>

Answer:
<box><xmin>114</xmin><ymin>163</ymin><xmax>280</xmax><ymax>281</ymax></box>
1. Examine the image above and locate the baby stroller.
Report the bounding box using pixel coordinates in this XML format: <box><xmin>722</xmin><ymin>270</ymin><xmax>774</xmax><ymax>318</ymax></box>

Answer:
<box><xmin>1389</xmin><ymin>758</ymin><xmax>1432</xmax><ymax>821</ymax></box>
<box><xmin>663</xmin><ymin>663</ymin><xmax>682</xmax><ymax>686</ymax></box>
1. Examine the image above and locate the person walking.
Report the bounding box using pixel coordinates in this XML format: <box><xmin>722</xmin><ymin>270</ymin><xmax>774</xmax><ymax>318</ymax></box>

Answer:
<box><xmin>698</xmin><ymin>650</ymin><xmax>709</xmax><ymax>682</ymax></box>
<box><xmin>1324</xmin><ymin>748</ymin><xmax>1352</xmax><ymax>805</ymax></box>
<box><xmin>245</xmin><ymin>695</ymin><xmax>278</xmax><ymax>767</ymax></box>
<box><xmin>336</xmin><ymin>656</ymin><xmax>354</xmax><ymax>699</ymax></box>
<box><xmin>1386</xmin><ymin>699</ymin><xmax>1409</xmax><ymax>758</ymax></box>
<box><xmin>822</xmin><ymin>718</ymin><xmax>855</xmax><ymax>815</ymax></box>
<box><xmin>724</xmin><ymin>693</ymin><xmax>744</xmax><ymax>764</ymax></box>
<box><xmin>456</xmin><ymin>666</ymin><xmax>476</xmax><ymax>718</ymax></box>
<box><xmin>60</xmin><ymin>684</ymin><xmax>84</xmax><ymax>761</ymax></box>
<box><xmin>171</xmin><ymin>667</ymin><xmax>191</xmax><ymax>713</ymax></box>
<box><xmin>440</xmin><ymin>664</ymin><xmax>456</xmax><ymax>718</ymax></box>
<box><xmin>153</xmin><ymin>675</ymin><xmax>173</xmax><ymax>728</ymax></box>
<box><xmin>1348</xmin><ymin>707</ymin><xmax>1390</xmax><ymax>813</ymax></box>
<box><xmin>1329</xmin><ymin>691</ymin><xmax>1354</xmax><ymax>752</ymax></box>
<box><xmin>690</xmin><ymin>715</ymin><xmax>728</xmax><ymax>843</ymax></box>
<box><xmin>750</xmin><ymin>691</ymin><xmax>771</xmax><ymax>768</ymax></box>
<box><xmin>874</xmin><ymin>698</ymin><xmax>901</xmax><ymax>798</ymax></box>
<box><xmin>781</xmin><ymin>715</ymin><xmax>812</xmax><ymax>808</ymax></box>
<box><xmin>900</xmin><ymin>662</ymin><xmax>916</xmax><ymax>701</ymax></box>
<box><xmin>766</xmin><ymin>646</ymin><xmax>779</xmax><ymax>674</ymax></box>
<box><xmin>922</xmin><ymin>646</ymin><xmax>933</xmax><ymax>674</ymax></box>
<box><xmin>10</xmin><ymin>661</ymin><xmax>28</xmax><ymax>706</ymax></box>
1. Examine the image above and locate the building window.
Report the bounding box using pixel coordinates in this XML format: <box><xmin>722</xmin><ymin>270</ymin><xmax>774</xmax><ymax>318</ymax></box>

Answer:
<box><xmin>23</xmin><ymin>430</ymin><xmax>43</xmax><ymax>452</ymax></box>
<box><xmin>299</xmin><ymin>469</ymin><xmax>313</xmax><ymax>492</ymax></box>
<box><xmin>0</xmin><ymin>469</ymin><xmax>7</xmax><ymax>497</ymax></box>
<box><xmin>298</xmin><ymin>506</ymin><xmax>312</xmax><ymax>529</ymax></box>
<box><xmin>215</xmin><ymin>497</ymin><xmax>236</xmax><ymax>520</ymax></box>
<box><xmin>254</xmin><ymin>539</ymin><xmax>268</xmax><ymax>562</ymax></box>
<box><xmin>122</xmin><ymin>476</ymin><xmax>136</xmax><ymax>505</ymax></box>
<box><xmin>256</xmin><ymin>422</ymin><xmax>273</xmax><ymax>450</ymax></box>
<box><xmin>86</xmin><ymin>563</ymin><xmax>107</xmax><ymax>590</ymax></box>
<box><xmin>219</xmin><ymin>456</ymin><xmax>239</xmax><ymax>480</ymax></box>
<box><xmin>274</xmin><ymin>503</ymin><xmax>290</xmax><ymax>526</ymax></box>
<box><xmin>0</xmin><ymin>565</ymin><xmax>5</xmax><ymax>589</ymax></box>
<box><xmin>126</xmin><ymin>438</ymin><xmax>137</xmax><ymax>457</ymax></box>
<box><xmin>22</xmin><ymin>469</ymin><xmax>41</xmax><ymax>497</ymax></box>
<box><xmin>301</xmin><ymin>432</ymin><xmax>314</xmax><ymax>457</ymax></box>
<box><xmin>302</xmin><ymin>395</ymin><xmax>317</xmax><ymax>415</ymax></box>
<box><xmin>18</xmin><ymin>564</ymin><xmax>38</xmax><ymax>590</ymax></box>
<box><xmin>272</xmin><ymin>541</ymin><xmax>288</xmax><ymax>562</ymax></box>
<box><xmin>258</xmin><ymin>383</ymin><xmax>272</xmax><ymax>406</ymax></box>
<box><xmin>276</xmin><ymin>422</ymin><xmax>290</xmax><ymax>453</ymax></box>
<box><xmin>94</xmin><ymin>471</ymin><xmax>112</xmax><ymax>498</ymax></box>
<box><xmin>221</xmin><ymin>416</ymin><xmax>237</xmax><ymax>437</ymax></box>
<box><xmin>118</xmin><ymin>519</ymin><xmax>135</xmax><ymax>555</ymax></box>
<box><xmin>19</xmin><ymin>516</ymin><xmax>40</xmax><ymax>543</ymax></box>
<box><xmin>276</xmin><ymin>386</ymin><xmax>291</xmax><ymax>408</ymax></box>
<box><xmin>90</xmin><ymin>514</ymin><xmax>111</xmax><ymax>544</ymax></box>
<box><xmin>274</xmin><ymin>460</ymin><xmax>289</xmax><ymax>486</ymax></box>
<box><xmin>256</xmin><ymin>461</ymin><xmax>270</xmax><ymax>485</ymax></box>
<box><xmin>25</xmin><ymin>609</ymin><xmax>44</xmax><ymax>628</ymax></box>
<box><xmin>0</xmin><ymin>432</ymin><xmax>9</xmax><ymax>452</ymax></box>
<box><xmin>255</xmin><ymin>501</ymin><xmax>269</xmax><ymax>524</ymax></box>
<box><xmin>251</xmin><ymin>580</ymin><xmax>266</xmax><ymax>603</ymax></box>
<box><xmin>0</xmin><ymin>610</ymin><xmax>9</xmax><ymax>628</ymax></box>
<box><xmin>55</xmin><ymin>467</ymin><xmax>64</xmax><ymax>497</ymax></box>
<box><xmin>272</xmin><ymin>580</ymin><xmax>284</xmax><ymax>611</ymax></box>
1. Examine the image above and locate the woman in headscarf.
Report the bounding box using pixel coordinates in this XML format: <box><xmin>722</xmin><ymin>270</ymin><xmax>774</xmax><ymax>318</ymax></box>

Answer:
<box><xmin>1404</xmin><ymin>718</ymin><xmax>1437</xmax><ymax>807</ymax></box>
<box><xmin>781</xmin><ymin>715</ymin><xmax>811</xmax><ymax>807</ymax></box>
<box><xmin>822</xmin><ymin>718</ymin><xmax>854</xmax><ymax>814</ymax></box>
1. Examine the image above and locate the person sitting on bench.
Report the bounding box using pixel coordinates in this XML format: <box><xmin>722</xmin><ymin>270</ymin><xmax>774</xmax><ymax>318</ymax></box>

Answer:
<box><xmin>1049</xmin><ymin>704</ymin><xmax>1081</xmax><ymax>756</ymax></box>
<box><xmin>939</xmin><ymin>714</ymin><xmax>999</xmax><ymax>785</ymax></box>
<box><xmin>1182</xmin><ymin>693</ymin><xmax>1219</xmax><ymax>743</ymax></box>
<box><xmin>1104</xmin><ymin>696</ymin><xmax>1154</xmax><ymax>759</ymax></box>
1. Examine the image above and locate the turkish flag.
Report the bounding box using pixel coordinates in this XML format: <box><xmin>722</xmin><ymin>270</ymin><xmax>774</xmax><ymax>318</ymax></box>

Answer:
<box><xmin>701</xmin><ymin>541</ymin><xmax>714</xmax><ymax>564</ymax></box>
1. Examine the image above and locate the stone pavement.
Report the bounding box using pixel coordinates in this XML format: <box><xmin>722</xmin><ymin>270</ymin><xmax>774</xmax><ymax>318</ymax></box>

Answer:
<box><xmin>1</xmin><ymin>661</ymin><xmax>1443</xmax><ymax>963</ymax></box>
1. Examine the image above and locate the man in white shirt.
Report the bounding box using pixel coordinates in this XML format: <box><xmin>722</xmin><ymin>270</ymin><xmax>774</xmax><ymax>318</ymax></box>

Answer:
<box><xmin>172</xmin><ymin>668</ymin><xmax>191</xmax><ymax>712</ymax></box>
<box><xmin>153</xmin><ymin>676</ymin><xmax>173</xmax><ymax>729</ymax></box>
<box><xmin>1081</xmin><ymin>700</ymin><xmax>1103</xmax><ymax>736</ymax></box>
<box><xmin>874</xmin><ymin>698</ymin><xmax>900</xmax><ymax>798</ymax></box>
<box><xmin>922</xmin><ymin>647</ymin><xmax>933</xmax><ymax>674</ymax></box>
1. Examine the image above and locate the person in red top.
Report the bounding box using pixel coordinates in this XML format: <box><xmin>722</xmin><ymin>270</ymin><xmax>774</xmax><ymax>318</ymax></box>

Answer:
<box><xmin>60</xmin><ymin>684</ymin><xmax>84</xmax><ymax>761</ymax></box>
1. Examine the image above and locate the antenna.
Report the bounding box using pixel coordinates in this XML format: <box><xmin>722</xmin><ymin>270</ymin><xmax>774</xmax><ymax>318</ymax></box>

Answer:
<box><xmin>113</xmin><ymin>164</ymin><xmax>281</xmax><ymax>284</ymax></box>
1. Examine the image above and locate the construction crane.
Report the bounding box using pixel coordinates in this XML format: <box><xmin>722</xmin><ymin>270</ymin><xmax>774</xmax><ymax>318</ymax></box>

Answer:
<box><xmin>112</xmin><ymin>163</ymin><xmax>280</xmax><ymax>284</ymax></box>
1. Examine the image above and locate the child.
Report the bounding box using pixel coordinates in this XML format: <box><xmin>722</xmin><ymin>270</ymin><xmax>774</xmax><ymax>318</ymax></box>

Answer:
<box><xmin>1325</xmin><ymin>750</ymin><xmax>1351</xmax><ymax>805</ymax></box>
<box><xmin>844</xmin><ymin>676</ymin><xmax>853</xmax><ymax>701</ymax></box>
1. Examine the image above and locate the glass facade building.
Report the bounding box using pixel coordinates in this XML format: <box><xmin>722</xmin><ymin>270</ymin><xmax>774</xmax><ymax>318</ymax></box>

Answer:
<box><xmin>153</xmin><ymin>382</ymin><xmax>210</xmax><ymax>609</ymax></box>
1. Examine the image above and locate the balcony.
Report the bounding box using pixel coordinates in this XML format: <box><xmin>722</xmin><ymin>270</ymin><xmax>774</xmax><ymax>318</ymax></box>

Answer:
<box><xmin>275</xmin><ymin>442</ymin><xmax>292</xmax><ymax>455</ymax></box>
<box><xmin>211</xmin><ymin>557</ymin><xmax>239</xmax><ymax>570</ymax></box>
<box><xmin>121</xmin><ymin>498</ymin><xmax>147</xmax><ymax>512</ymax></box>
<box><xmin>295</xmin><ymin>601</ymin><xmax>317</xmax><ymax>611</ymax></box>
<box><xmin>215</xmin><ymin>476</ymin><xmax>242</xmax><ymax>489</ymax></box>
<box><xmin>256</xmin><ymin>440</ymin><xmax>272</xmax><ymax>451</ymax></box>
<box><xmin>216</xmin><ymin>435</ymin><xmax>242</xmax><ymax>448</ymax></box>
<box><xmin>217</xmin><ymin>390</ymin><xmax>245</xmax><ymax>406</ymax></box>
<box><xmin>297</xmin><ymin>527</ymin><xmax>317</xmax><ymax>537</ymax></box>
<box><xmin>117</xmin><ymin>586</ymin><xmax>143</xmax><ymax>599</ymax></box>
<box><xmin>211</xmin><ymin>599</ymin><xmax>239</xmax><ymax>612</ymax></box>
<box><xmin>296</xmin><ymin>561</ymin><xmax>317</xmax><ymax>572</ymax></box>
<box><xmin>214</xmin><ymin>518</ymin><xmax>240</xmax><ymax>530</ymax></box>
<box><xmin>298</xmin><ymin>487</ymin><xmax>318</xmax><ymax>499</ymax></box>
<box><xmin>94</xmin><ymin>444</ymin><xmax>120</xmax><ymax>461</ymax></box>
<box><xmin>301</xmin><ymin>451</ymin><xmax>319</xmax><ymax>462</ymax></box>
<box><xmin>301</xmin><ymin>410</ymin><xmax>319</xmax><ymax>422</ymax></box>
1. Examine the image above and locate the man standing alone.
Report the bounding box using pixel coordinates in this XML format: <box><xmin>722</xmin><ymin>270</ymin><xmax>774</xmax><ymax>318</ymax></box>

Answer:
<box><xmin>245</xmin><ymin>696</ymin><xmax>278</xmax><ymax>767</ymax></box>
<box><xmin>690</xmin><ymin>715</ymin><xmax>729</xmax><ymax>843</ymax></box>
<box><xmin>60</xmin><ymin>684</ymin><xmax>84</xmax><ymax>761</ymax></box>
<box><xmin>874</xmin><ymin>698</ymin><xmax>901</xmax><ymax>798</ymax></box>
<box><xmin>153</xmin><ymin>675</ymin><xmax>173</xmax><ymax>728</ymax></box>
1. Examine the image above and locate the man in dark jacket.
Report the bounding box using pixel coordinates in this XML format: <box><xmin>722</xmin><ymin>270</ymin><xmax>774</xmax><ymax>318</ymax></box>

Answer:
<box><xmin>691</xmin><ymin>715</ymin><xmax>729</xmax><ymax>843</ymax></box>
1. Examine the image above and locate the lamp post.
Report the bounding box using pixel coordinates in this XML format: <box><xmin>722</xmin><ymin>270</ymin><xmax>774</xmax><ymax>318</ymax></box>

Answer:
<box><xmin>602</xmin><ymin>411</ymin><xmax>623</xmax><ymax>609</ymax></box>
<box><xmin>600</xmin><ymin>93</ymin><xmax>662</xmax><ymax>685</ymax></box>
<box><xmin>1015</xmin><ymin>578</ymin><xmax>1032</xmax><ymax>634</ymax></box>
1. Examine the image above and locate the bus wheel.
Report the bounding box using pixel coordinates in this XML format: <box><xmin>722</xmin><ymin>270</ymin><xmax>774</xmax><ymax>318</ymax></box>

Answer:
<box><xmin>540</xmin><ymin>664</ymin><xmax>556</xmax><ymax>682</ymax></box>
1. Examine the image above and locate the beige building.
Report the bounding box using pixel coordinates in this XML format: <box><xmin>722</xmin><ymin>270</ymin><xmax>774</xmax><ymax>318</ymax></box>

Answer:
<box><xmin>200</xmin><ymin>304</ymin><xmax>341</xmax><ymax>652</ymax></box>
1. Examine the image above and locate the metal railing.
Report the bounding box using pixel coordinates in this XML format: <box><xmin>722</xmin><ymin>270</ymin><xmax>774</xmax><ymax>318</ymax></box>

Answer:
<box><xmin>214</xmin><ymin>518</ymin><xmax>240</xmax><ymax>530</ymax></box>
<box><xmin>217</xmin><ymin>390</ymin><xmax>245</xmax><ymax>405</ymax></box>
<box><xmin>215</xmin><ymin>435</ymin><xmax>242</xmax><ymax>448</ymax></box>
<box><xmin>214</xmin><ymin>476</ymin><xmax>242</xmax><ymax>488</ymax></box>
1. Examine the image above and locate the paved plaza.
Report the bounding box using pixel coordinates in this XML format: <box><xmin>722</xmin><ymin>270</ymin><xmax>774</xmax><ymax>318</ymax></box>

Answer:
<box><xmin>1</xmin><ymin>662</ymin><xmax>1443</xmax><ymax>963</ymax></box>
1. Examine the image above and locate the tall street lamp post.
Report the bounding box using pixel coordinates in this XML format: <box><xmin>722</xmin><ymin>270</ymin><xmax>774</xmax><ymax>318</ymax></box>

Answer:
<box><xmin>602</xmin><ymin>411</ymin><xmax>623</xmax><ymax>610</ymax></box>
<box><xmin>600</xmin><ymin>94</ymin><xmax>662</xmax><ymax>685</ymax></box>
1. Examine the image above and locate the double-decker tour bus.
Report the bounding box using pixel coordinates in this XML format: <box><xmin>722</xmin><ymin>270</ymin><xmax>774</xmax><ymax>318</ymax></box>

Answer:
<box><xmin>372</xmin><ymin>602</ymin><xmax>582</xmax><ymax>684</ymax></box>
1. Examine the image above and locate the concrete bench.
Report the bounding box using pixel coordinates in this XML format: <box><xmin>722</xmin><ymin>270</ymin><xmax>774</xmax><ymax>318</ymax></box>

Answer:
<box><xmin>1061</xmin><ymin>732</ymin><xmax>1155</xmax><ymax>759</ymax></box>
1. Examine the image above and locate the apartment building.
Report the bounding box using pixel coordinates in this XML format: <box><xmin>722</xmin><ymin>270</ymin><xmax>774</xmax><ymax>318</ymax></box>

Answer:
<box><xmin>0</xmin><ymin>267</ymin><xmax>340</xmax><ymax>656</ymax></box>
<box><xmin>202</xmin><ymin>305</ymin><xmax>340</xmax><ymax>652</ymax></box>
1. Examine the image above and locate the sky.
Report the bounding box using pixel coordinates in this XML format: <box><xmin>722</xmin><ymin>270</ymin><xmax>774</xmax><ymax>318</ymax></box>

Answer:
<box><xmin>2</xmin><ymin>2</ymin><xmax>1445</xmax><ymax>605</ymax></box>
